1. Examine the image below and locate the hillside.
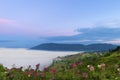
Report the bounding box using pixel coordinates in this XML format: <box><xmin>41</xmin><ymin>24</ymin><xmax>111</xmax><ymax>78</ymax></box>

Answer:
<box><xmin>31</xmin><ymin>43</ymin><xmax>117</xmax><ymax>51</ymax></box>
<box><xmin>49</xmin><ymin>46</ymin><xmax>120</xmax><ymax>80</ymax></box>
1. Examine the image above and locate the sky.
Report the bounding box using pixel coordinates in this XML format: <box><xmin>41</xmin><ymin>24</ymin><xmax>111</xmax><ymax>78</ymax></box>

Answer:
<box><xmin>0</xmin><ymin>0</ymin><xmax>120</xmax><ymax>47</ymax></box>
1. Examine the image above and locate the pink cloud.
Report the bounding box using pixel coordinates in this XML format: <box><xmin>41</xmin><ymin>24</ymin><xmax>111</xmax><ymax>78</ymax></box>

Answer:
<box><xmin>0</xmin><ymin>18</ymin><xmax>15</xmax><ymax>25</ymax></box>
<box><xmin>0</xmin><ymin>18</ymin><xmax>11</xmax><ymax>23</ymax></box>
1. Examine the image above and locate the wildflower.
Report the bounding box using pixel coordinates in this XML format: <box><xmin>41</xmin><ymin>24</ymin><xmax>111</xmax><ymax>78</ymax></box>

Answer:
<box><xmin>71</xmin><ymin>63</ymin><xmax>77</xmax><ymax>68</ymax></box>
<box><xmin>35</xmin><ymin>64</ymin><xmax>40</xmax><ymax>71</ymax></box>
<box><xmin>28</xmin><ymin>74</ymin><xmax>31</xmax><ymax>77</ymax></box>
<box><xmin>19</xmin><ymin>66</ymin><xmax>23</xmax><ymax>71</ymax></box>
<box><xmin>51</xmin><ymin>68</ymin><xmax>57</xmax><ymax>74</ymax></box>
<box><xmin>101</xmin><ymin>63</ymin><xmax>105</xmax><ymax>67</ymax></box>
<box><xmin>22</xmin><ymin>68</ymin><xmax>25</xmax><ymax>72</ymax></box>
<box><xmin>89</xmin><ymin>66</ymin><xmax>94</xmax><ymax>71</ymax></box>
<box><xmin>40</xmin><ymin>72</ymin><xmax>45</xmax><ymax>78</ymax></box>
<box><xmin>115</xmin><ymin>77</ymin><xmax>118</xmax><ymax>79</ymax></box>
<box><xmin>77</xmin><ymin>61</ymin><xmax>82</xmax><ymax>65</ymax></box>
<box><xmin>44</xmin><ymin>67</ymin><xmax>48</xmax><ymax>72</ymax></box>
<box><xmin>34</xmin><ymin>72</ymin><xmax>38</xmax><ymax>77</ymax></box>
<box><xmin>117</xmin><ymin>68</ymin><xmax>120</xmax><ymax>71</ymax></box>
<box><xmin>27</xmin><ymin>71</ymin><xmax>33</xmax><ymax>77</ymax></box>
<box><xmin>97</xmin><ymin>64</ymin><xmax>102</xmax><ymax>69</ymax></box>
<box><xmin>4</xmin><ymin>71</ymin><xmax>8</xmax><ymax>74</ymax></box>
<box><xmin>87</xmin><ymin>65</ymin><xmax>90</xmax><ymax>68</ymax></box>
<box><xmin>101</xmin><ymin>63</ymin><xmax>105</xmax><ymax>70</ymax></box>
<box><xmin>82</xmin><ymin>72</ymin><xmax>88</xmax><ymax>78</ymax></box>
<box><xmin>28</xmin><ymin>65</ymin><xmax>31</xmax><ymax>70</ymax></box>
<box><xmin>7</xmin><ymin>68</ymin><xmax>11</xmax><ymax>73</ymax></box>
<box><xmin>36</xmin><ymin>63</ymin><xmax>40</xmax><ymax>68</ymax></box>
<box><xmin>115</xmin><ymin>64</ymin><xmax>119</xmax><ymax>68</ymax></box>
<box><xmin>118</xmin><ymin>72</ymin><xmax>120</xmax><ymax>75</ymax></box>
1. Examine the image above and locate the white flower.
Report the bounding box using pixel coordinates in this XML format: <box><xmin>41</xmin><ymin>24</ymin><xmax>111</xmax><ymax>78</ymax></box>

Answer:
<box><xmin>87</xmin><ymin>65</ymin><xmax>90</xmax><ymax>68</ymax></box>
<box><xmin>117</xmin><ymin>68</ymin><xmax>120</xmax><ymax>71</ymax></box>
<box><xmin>97</xmin><ymin>64</ymin><xmax>101</xmax><ymax>68</ymax></box>
<box><xmin>115</xmin><ymin>77</ymin><xmax>118</xmax><ymax>79</ymax></box>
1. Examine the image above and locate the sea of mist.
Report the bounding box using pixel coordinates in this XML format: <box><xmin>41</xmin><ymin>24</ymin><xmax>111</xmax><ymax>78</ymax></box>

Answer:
<box><xmin>0</xmin><ymin>48</ymin><xmax>81</xmax><ymax>70</ymax></box>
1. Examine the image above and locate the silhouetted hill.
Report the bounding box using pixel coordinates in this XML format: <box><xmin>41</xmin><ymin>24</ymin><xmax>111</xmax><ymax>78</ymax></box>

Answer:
<box><xmin>86</xmin><ymin>44</ymin><xmax>117</xmax><ymax>51</ymax></box>
<box><xmin>111</xmin><ymin>46</ymin><xmax>120</xmax><ymax>52</ymax></box>
<box><xmin>31</xmin><ymin>43</ymin><xmax>117</xmax><ymax>51</ymax></box>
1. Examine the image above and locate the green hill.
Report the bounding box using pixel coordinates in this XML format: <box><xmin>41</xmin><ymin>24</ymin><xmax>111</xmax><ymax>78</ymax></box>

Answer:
<box><xmin>49</xmin><ymin>46</ymin><xmax>120</xmax><ymax>80</ymax></box>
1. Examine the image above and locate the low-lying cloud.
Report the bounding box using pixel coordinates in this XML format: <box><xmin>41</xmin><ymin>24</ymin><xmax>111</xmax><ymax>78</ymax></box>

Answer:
<box><xmin>0</xmin><ymin>48</ymin><xmax>78</xmax><ymax>70</ymax></box>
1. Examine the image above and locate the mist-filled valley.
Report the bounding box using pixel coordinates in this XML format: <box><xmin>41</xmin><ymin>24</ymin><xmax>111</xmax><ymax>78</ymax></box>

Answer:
<box><xmin>0</xmin><ymin>48</ymin><xmax>79</xmax><ymax>70</ymax></box>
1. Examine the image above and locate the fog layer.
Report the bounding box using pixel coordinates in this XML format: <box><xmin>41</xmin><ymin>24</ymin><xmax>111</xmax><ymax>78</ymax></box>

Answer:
<box><xmin>0</xmin><ymin>48</ymin><xmax>80</xmax><ymax>70</ymax></box>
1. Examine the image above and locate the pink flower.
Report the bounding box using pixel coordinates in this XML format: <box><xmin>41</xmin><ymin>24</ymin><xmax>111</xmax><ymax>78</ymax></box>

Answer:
<box><xmin>71</xmin><ymin>63</ymin><xmax>77</xmax><ymax>68</ymax></box>
<box><xmin>82</xmin><ymin>72</ymin><xmax>88</xmax><ymax>78</ymax></box>
<box><xmin>40</xmin><ymin>72</ymin><xmax>45</xmax><ymax>78</ymax></box>
<box><xmin>89</xmin><ymin>66</ymin><xmax>94</xmax><ymax>71</ymax></box>
<box><xmin>77</xmin><ymin>61</ymin><xmax>83</xmax><ymax>65</ymax></box>
<box><xmin>101</xmin><ymin>63</ymin><xmax>105</xmax><ymax>67</ymax></box>
<box><xmin>51</xmin><ymin>68</ymin><xmax>57</xmax><ymax>74</ymax></box>
<box><xmin>34</xmin><ymin>72</ymin><xmax>38</xmax><ymax>77</ymax></box>
<box><xmin>27</xmin><ymin>71</ymin><xmax>33</xmax><ymax>77</ymax></box>
<box><xmin>35</xmin><ymin>64</ymin><xmax>40</xmax><ymax>71</ymax></box>
<box><xmin>44</xmin><ymin>67</ymin><xmax>48</xmax><ymax>71</ymax></box>
<box><xmin>36</xmin><ymin>64</ymin><xmax>40</xmax><ymax>68</ymax></box>
<box><xmin>101</xmin><ymin>63</ymin><xmax>105</xmax><ymax>70</ymax></box>
<box><xmin>7</xmin><ymin>68</ymin><xmax>11</xmax><ymax>73</ymax></box>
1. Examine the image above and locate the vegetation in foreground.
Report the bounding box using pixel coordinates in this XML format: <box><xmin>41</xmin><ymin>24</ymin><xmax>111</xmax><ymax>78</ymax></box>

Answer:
<box><xmin>0</xmin><ymin>47</ymin><xmax>120</xmax><ymax>80</ymax></box>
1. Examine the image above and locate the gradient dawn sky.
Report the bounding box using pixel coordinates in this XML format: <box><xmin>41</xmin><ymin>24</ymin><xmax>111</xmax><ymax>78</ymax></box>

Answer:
<box><xmin>1</xmin><ymin>0</ymin><xmax>120</xmax><ymax>47</ymax></box>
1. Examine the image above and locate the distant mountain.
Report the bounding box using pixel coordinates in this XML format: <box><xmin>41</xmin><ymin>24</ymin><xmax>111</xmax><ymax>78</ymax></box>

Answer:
<box><xmin>31</xmin><ymin>43</ymin><xmax>117</xmax><ymax>51</ymax></box>
<box><xmin>111</xmin><ymin>46</ymin><xmax>120</xmax><ymax>52</ymax></box>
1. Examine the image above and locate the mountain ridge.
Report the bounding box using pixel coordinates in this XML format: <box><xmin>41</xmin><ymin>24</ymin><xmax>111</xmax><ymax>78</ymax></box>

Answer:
<box><xmin>31</xmin><ymin>43</ymin><xmax>117</xmax><ymax>51</ymax></box>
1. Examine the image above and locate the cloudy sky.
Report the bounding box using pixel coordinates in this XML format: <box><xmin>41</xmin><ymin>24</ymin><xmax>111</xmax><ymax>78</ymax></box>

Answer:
<box><xmin>0</xmin><ymin>0</ymin><xmax>120</xmax><ymax>47</ymax></box>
